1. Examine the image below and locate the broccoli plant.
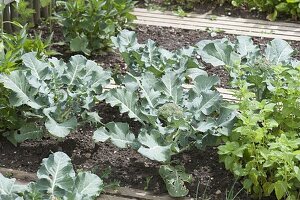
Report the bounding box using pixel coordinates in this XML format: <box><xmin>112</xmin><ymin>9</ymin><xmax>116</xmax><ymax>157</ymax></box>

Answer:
<box><xmin>196</xmin><ymin>36</ymin><xmax>299</xmax><ymax>101</ymax></box>
<box><xmin>93</xmin><ymin>70</ymin><xmax>236</xmax><ymax>197</ymax></box>
<box><xmin>0</xmin><ymin>53</ymin><xmax>111</xmax><ymax>144</ymax></box>
<box><xmin>0</xmin><ymin>152</ymin><xmax>103</xmax><ymax>199</ymax></box>
<box><xmin>111</xmin><ymin>30</ymin><xmax>206</xmax><ymax>78</ymax></box>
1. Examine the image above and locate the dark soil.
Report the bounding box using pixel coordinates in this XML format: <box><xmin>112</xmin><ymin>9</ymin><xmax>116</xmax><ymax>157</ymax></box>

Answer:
<box><xmin>2</xmin><ymin>24</ymin><xmax>299</xmax><ymax>200</ymax></box>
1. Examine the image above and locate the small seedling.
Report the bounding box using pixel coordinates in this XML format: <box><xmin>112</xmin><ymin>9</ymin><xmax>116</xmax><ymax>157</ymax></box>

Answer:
<box><xmin>173</xmin><ymin>6</ymin><xmax>187</xmax><ymax>17</ymax></box>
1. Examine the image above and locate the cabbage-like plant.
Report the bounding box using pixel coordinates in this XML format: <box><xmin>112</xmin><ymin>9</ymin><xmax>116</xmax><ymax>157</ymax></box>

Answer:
<box><xmin>93</xmin><ymin>70</ymin><xmax>236</xmax><ymax>197</ymax></box>
<box><xmin>111</xmin><ymin>30</ymin><xmax>206</xmax><ymax>78</ymax></box>
<box><xmin>0</xmin><ymin>152</ymin><xmax>103</xmax><ymax>200</ymax></box>
<box><xmin>0</xmin><ymin>53</ymin><xmax>111</xmax><ymax>144</ymax></box>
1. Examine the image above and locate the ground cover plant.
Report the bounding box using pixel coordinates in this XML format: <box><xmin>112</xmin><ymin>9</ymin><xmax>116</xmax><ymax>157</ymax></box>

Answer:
<box><xmin>56</xmin><ymin>0</ymin><xmax>136</xmax><ymax>55</ymax></box>
<box><xmin>232</xmin><ymin>0</ymin><xmax>300</xmax><ymax>21</ymax></box>
<box><xmin>196</xmin><ymin>37</ymin><xmax>300</xmax><ymax>199</ymax></box>
<box><xmin>0</xmin><ymin>152</ymin><xmax>103</xmax><ymax>199</ymax></box>
<box><xmin>0</xmin><ymin>53</ymin><xmax>111</xmax><ymax>145</ymax></box>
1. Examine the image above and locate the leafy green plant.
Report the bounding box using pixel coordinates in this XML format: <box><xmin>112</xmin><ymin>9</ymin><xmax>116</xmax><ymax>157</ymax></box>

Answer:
<box><xmin>56</xmin><ymin>0</ymin><xmax>136</xmax><ymax>55</ymax></box>
<box><xmin>13</xmin><ymin>0</ymin><xmax>35</xmax><ymax>25</ymax></box>
<box><xmin>0</xmin><ymin>151</ymin><xmax>103</xmax><ymax>199</ymax></box>
<box><xmin>196</xmin><ymin>37</ymin><xmax>300</xmax><ymax>199</ymax></box>
<box><xmin>231</xmin><ymin>0</ymin><xmax>300</xmax><ymax>20</ymax></box>
<box><xmin>172</xmin><ymin>6</ymin><xmax>188</xmax><ymax>17</ymax></box>
<box><xmin>93</xmin><ymin>32</ymin><xmax>237</xmax><ymax>197</ymax></box>
<box><xmin>0</xmin><ymin>22</ymin><xmax>57</xmax><ymax>143</ymax></box>
<box><xmin>93</xmin><ymin>68</ymin><xmax>236</xmax><ymax>196</ymax></box>
<box><xmin>111</xmin><ymin>30</ymin><xmax>206</xmax><ymax>78</ymax></box>
<box><xmin>1</xmin><ymin>22</ymin><xmax>56</xmax><ymax>73</ymax></box>
<box><xmin>0</xmin><ymin>53</ymin><xmax>111</xmax><ymax>144</ymax></box>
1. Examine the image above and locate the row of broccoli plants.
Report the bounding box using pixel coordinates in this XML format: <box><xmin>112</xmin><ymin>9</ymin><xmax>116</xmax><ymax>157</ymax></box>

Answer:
<box><xmin>1</xmin><ymin>29</ymin><xmax>300</xmax><ymax>199</ymax></box>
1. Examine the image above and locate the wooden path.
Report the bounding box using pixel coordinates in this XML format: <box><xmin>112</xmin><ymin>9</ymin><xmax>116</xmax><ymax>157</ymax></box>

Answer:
<box><xmin>133</xmin><ymin>8</ymin><xmax>300</xmax><ymax>41</ymax></box>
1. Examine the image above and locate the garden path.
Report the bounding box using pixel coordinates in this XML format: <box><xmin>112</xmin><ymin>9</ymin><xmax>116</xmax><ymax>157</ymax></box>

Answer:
<box><xmin>133</xmin><ymin>8</ymin><xmax>300</xmax><ymax>41</ymax></box>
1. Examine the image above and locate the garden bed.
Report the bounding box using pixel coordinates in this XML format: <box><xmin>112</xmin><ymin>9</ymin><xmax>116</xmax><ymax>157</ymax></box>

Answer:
<box><xmin>1</xmin><ymin>23</ymin><xmax>300</xmax><ymax>199</ymax></box>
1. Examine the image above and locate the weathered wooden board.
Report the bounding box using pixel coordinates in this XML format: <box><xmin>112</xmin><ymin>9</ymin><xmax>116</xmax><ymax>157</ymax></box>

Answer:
<box><xmin>133</xmin><ymin>8</ymin><xmax>300</xmax><ymax>41</ymax></box>
<box><xmin>104</xmin><ymin>81</ymin><xmax>237</xmax><ymax>102</ymax></box>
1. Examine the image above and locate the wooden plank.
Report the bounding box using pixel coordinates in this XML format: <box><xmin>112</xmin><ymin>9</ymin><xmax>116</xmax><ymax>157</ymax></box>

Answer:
<box><xmin>133</xmin><ymin>11</ymin><xmax>300</xmax><ymax>34</ymax></box>
<box><xmin>134</xmin><ymin>8</ymin><xmax>300</xmax><ymax>28</ymax></box>
<box><xmin>33</xmin><ymin>0</ymin><xmax>41</xmax><ymax>25</ymax></box>
<box><xmin>3</xmin><ymin>4</ymin><xmax>13</xmax><ymax>33</ymax></box>
<box><xmin>135</xmin><ymin>16</ymin><xmax>300</xmax><ymax>39</ymax></box>
<box><xmin>0</xmin><ymin>167</ymin><xmax>37</xmax><ymax>182</ymax></box>
<box><xmin>28</xmin><ymin>0</ymin><xmax>35</xmax><ymax>25</ymax></box>
<box><xmin>135</xmin><ymin>20</ymin><xmax>300</xmax><ymax>41</ymax></box>
<box><xmin>104</xmin><ymin>82</ymin><xmax>236</xmax><ymax>101</ymax></box>
<box><xmin>99</xmin><ymin>194</ymin><xmax>136</xmax><ymax>200</ymax></box>
<box><xmin>106</xmin><ymin>187</ymin><xmax>179</xmax><ymax>200</ymax></box>
<box><xmin>10</xmin><ymin>2</ymin><xmax>19</xmax><ymax>32</ymax></box>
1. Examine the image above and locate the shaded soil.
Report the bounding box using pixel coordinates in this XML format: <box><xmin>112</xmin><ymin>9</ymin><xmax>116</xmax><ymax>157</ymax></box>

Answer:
<box><xmin>2</xmin><ymin>24</ymin><xmax>299</xmax><ymax>199</ymax></box>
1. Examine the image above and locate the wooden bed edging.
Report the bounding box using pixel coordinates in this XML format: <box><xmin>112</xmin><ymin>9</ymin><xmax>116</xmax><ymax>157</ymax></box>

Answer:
<box><xmin>104</xmin><ymin>82</ymin><xmax>237</xmax><ymax>102</ymax></box>
<box><xmin>0</xmin><ymin>167</ymin><xmax>191</xmax><ymax>200</ymax></box>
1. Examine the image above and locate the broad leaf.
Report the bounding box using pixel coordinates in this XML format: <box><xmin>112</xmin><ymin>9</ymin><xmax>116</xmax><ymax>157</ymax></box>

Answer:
<box><xmin>193</xmin><ymin>75</ymin><xmax>219</xmax><ymax>93</ymax></box>
<box><xmin>0</xmin><ymin>173</ymin><xmax>27</xmax><ymax>196</ymax></box>
<box><xmin>93</xmin><ymin>122</ymin><xmax>135</xmax><ymax>148</ymax></box>
<box><xmin>189</xmin><ymin>91</ymin><xmax>221</xmax><ymax>115</ymax></box>
<box><xmin>201</xmin><ymin>41</ymin><xmax>241</xmax><ymax>66</ymax></box>
<box><xmin>7</xmin><ymin>123</ymin><xmax>43</xmax><ymax>144</ymax></box>
<box><xmin>45</xmin><ymin>116</ymin><xmax>77</xmax><ymax>138</ymax></box>
<box><xmin>111</xmin><ymin>30</ymin><xmax>139</xmax><ymax>52</ymax></box>
<box><xmin>36</xmin><ymin>152</ymin><xmax>75</xmax><ymax>196</ymax></box>
<box><xmin>236</xmin><ymin>36</ymin><xmax>259</xmax><ymax>58</ymax></box>
<box><xmin>21</xmin><ymin>52</ymin><xmax>50</xmax><ymax>80</ymax></box>
<box><xmin>159</xmin><ymin>165</ymin><xmax>192</xmax><ymax>197</ymax></box>
<box><xmin>69</xmin><ymin>172</ymin><xmax>103</xmax><ymax>200</ymax></box>
<box><xmin>102</xmin><ymin>88</ymin><xmax>144</xmax><ymax>123</ymax></box>
<box><xmin>157</xmin><ymin>72</ymin><xmax>183</xmax><ymax>104</ymax></box>
<box><xmin>0</xmin><ymin>71</ymin><xmax>42</xmax><ymax>109</ymax></box>
<box><xmin>265</xmin><ymin>39</ymin><xmax>293</xmax><ymax>65</ymax></box>
<box><xmin>138</xmin><ymin>130</ymin><xmax>172</xmax><ymax>162</ymax></box>
<box><xmin>70</xmin><ymin>35</ymin><xmax>90</xmax><ymax>55</ymax></box>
